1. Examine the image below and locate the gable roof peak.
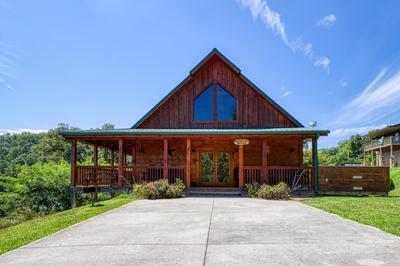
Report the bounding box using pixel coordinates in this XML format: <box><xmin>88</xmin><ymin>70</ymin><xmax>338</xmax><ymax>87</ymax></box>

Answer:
<box><xmin>189</xmin><ymin>48</ymin><xmax>241</xmax><ymax>76</ymax></box>
<box><xmin>131</xmin><ymin>49</ymin><xmax>304</xmax><ymax>128</ymax></box>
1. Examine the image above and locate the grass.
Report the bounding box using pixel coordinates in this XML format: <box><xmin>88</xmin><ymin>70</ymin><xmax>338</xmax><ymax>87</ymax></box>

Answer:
<box><xmin>0</xmin><ymin>194</ymin><xmax>138</xmax><ymax>255</ymax></box>
<box><xmin>389</xmin><ymin>167</ymin><xmax>400</xmax><ymax>197</ymax></box>
<box><xmin>304</xmin><ymin>167</ymin><xmax>400</xmax><ymax>236</ymax></box>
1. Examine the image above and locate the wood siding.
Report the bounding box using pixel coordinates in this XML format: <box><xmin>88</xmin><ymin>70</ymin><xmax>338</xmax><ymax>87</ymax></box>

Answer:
<box><xmin>131</xmin><ymin>138</ymin><xmax>302</xmax><ymax>187</ymax></box>
<box><xmin>138</xmin><ymin>55</ymin><xmax>297</xmax><ymax>129</ymax></box>
<box><xmin>319</xmin><ymin>166</ymin><xmax>389</xmax><ymax>195</ymax></box>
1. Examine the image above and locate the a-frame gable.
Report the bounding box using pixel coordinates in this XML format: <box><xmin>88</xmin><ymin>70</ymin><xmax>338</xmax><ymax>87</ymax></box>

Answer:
<box><xmin>132</xmin><ymin>49</ymin><xmax>303</xmax><ymax>129</ymax></box>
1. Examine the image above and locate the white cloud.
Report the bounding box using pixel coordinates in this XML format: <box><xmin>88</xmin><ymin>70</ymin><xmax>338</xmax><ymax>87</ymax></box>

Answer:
<box><xmin>329</xmin><ymin>124</ymin><xmax>386</xmax><ymax>138</ymax></box>
<box><xmin>279</xmin><ymin>86</ymin><xmax>291</xmax><ymax>97</ymax></box>
<box><xmin>237</xmin><ymin>0</ymin><xmax>331</xmax><ymax>72</ymax></box>
<box><xmin>238</xmin><ymin>0</ymin><xmax>290</xmax><ymax>46</ymax></box>
<box><xmin>0</xmin><ymin>128</ymin><xmax>48</xmax><ymax>135</ymax></box>
<box><xmin>335</xmin><ymin>67</ymin><xmax>400</xmax><ymax>126</ymax></box>
<box><xmin>317</xmin><ymin>14</ymin><xmax>336</xmax><ymax>28</ymax></box>
<box><xmin>0</xmin><ymin>41</ymin><xmax>18</xmax><ymax>89</ymax></box>
<box><xmin>314</xmin><ymin>56</ymin><xmax>330</xmax><ymax>73</ymax></box>
<box><xmin>320</xmin><ymin>124</ymin><xmax>386</xmax><ymax>148</ymax></box>
<box><xmin>339</xmin><ymin>79</ymin><xmax>348</xmax><ymax>87</ymax></box>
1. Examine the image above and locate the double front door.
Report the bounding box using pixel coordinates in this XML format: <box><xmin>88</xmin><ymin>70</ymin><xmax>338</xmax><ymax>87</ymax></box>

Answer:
<box><xmin>199</xmin><ymin>150</ymin><xmax>233</xmax><ymax>187</ymax></box>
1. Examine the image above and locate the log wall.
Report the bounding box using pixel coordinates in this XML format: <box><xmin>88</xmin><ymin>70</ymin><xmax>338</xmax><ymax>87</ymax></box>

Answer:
<box><xmin>133</xmin><ymin>138</ymin><xmax>302</xmax><ymax>187</ymax></box>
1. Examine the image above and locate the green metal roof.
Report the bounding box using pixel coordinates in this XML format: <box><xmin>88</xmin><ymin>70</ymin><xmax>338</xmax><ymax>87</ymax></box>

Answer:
<box><xmin>62</xmin><ymin>128</ymin><xmax>329</xmax><ymax>137</ymax></box>
<box><xmin>131</xmin><ymin>48</ymin><xmax>304</xmax><ymax>128</ymax></box>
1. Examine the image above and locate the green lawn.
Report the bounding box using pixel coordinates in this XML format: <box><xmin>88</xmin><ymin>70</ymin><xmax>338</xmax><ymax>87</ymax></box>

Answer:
<box><xmin>0</xmin><ymin>194</ymin><xmax>138</xmax><ymax>255</ymax></box>
<box><xmin>389</xmin><ymin>167</ymin><xmax>400</xmax><ymax>197</ymax></box>
<box><xmin>304</xmin><ymin>167</ymin><xmax>400</xmax><ymax>236</ymax></box>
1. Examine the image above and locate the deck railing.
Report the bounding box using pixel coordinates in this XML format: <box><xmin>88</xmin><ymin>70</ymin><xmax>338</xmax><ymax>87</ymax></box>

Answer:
<box><xmin>244</xmin><ymin>166</ymin><xmax>313</xmax><ymax>189</ymax></box>
<box><xmin>364</xmin><ymin>135</ymin><xmax>400</xmax><ymax>150</ymax></box>
<box><xmin>244</xmin><ymin>166</ymin><xmax>262</xmax><ymax>184</ymax></box>
<box><xmin>76</xmin><ymin>166</ymin><xmax>118</xmax><ymax>187</ymax></box>
<box><xmin>76</xmin><ymin>165</ymin><xmax>186</xmax><ymax>187</ymax></box>
<box><xmin>268</xmin><ymin>166</ymin><xmax>312</xmax><ymax>189</ymax></box>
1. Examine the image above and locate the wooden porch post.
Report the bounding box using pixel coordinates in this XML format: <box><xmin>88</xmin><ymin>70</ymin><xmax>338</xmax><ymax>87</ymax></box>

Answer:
<box><xmin>379</xmin><ymin>147</ymin><xmax>383</xmax><ymax>166</ymax></box>
<box><xmin>312</xmin><ymin>136</ymin><xmax>319</xmax><ymax>194</ymax></box>
<box><xmin>111</xmin><ymin>149</ymin><xmax>115</xmax><ymax>166</ymax></box>
<box><xmin>239</xmin><ymin>144</ymin><xmax>244</xmax><ymax>189</ymax></box>
<box><xmin>390</xmin><ymin>143</ymin><xmax>393</xmax><ymax>168</ymax></box>
<box><xmin>371</xmin><ymin>151</ymin><xmax>374</xmax><ymax>166</ymax></box>
<box><xmin>118</xmin><ymin>139</ymin><xmax>123</xmax><ymax>186</ymax></box>
<box><xmin>186</xmin><ymin>139</ymin><xmax>191</xmax><ymax>189</ymax></box>
<box><xmin>132</xmin><ymin>146</ymin><xmax>136</xmax><ymax>167</ymax></box>
<box><xmin>71</xmin><ymin>138</ymin><xmax>77</xmax><ymax>208</ymax></box>
<box><xmin>163</xmin><ymin>139</ymin><xmax>168</xmax><ymax>180</ymax></box>
<box><xmin>261</xmin><ymin>139</ymin><xmax>268</xmax><ymax>184</ymax></box>
<box><xmin>93</xmin><ymin>145</ymin><xmax>98</xmax><ymax>166</ymax></box>
<box><xmin>93</xmin><ymin>145</ymin><xmax>98</xmax><ymax>202</ymax></box>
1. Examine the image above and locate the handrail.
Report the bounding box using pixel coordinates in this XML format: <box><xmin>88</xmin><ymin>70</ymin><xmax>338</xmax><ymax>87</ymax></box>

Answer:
<box><xmin>75</xmin><ymin>165</ymin><xmax>186</xmax><ymax>187</ymax></box>
<box><xmin>243</xmin><ymin>165</ymin><xmax>313</xmax><ymax>190</ymax></box>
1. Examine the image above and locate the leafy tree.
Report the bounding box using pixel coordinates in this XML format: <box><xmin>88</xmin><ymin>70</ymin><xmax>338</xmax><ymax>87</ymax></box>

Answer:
<box><xmin>304</xmin><ymin>134</ymin><xmax>371</xmax><ymax>166</ymax></box>
<box><xmin>32</xmin><ymin>123</ymin><xmax>91</xmax><ymax>164</ymax></box>
<box><xmin>16</xmin><ymin>161</ymin><xmax>71</xmax><ymax>213</ymax></box>
<box><xmin>0</xmin><ymin>132</ymin><xmax>43</xmax><ymax>177</ymax></box>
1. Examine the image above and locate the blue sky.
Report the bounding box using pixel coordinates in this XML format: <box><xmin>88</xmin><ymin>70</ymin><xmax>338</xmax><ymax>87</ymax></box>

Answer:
<box><xmin>1</xmin><ymin>0</ymin><xmax>400</xmax><ymax>148</ymax></box>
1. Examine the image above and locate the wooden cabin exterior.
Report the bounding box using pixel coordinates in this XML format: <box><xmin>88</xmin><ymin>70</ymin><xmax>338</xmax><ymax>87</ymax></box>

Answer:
<box><xmin>62</xmin><ymin>49</ymin><xmax>329</xmax><ymax>202</ymax></box>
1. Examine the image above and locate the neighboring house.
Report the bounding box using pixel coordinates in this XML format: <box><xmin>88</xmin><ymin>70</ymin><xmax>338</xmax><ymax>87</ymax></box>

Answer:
<box><xmin>62</xmin><ymin>49</ymin><xmax>329</xmax><ymax>202</ymax></box>
<box><xmin>364</xmin><ymin>124</ymin><xmax>400</xmax><ymax>168</ymax></box>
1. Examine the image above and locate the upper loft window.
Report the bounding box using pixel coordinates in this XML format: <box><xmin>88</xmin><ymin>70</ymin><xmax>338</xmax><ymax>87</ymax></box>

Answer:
<box><xmin>194</xmin><ymin>83</ymin><xmax>237</xmax><ymax>122</ymax></box>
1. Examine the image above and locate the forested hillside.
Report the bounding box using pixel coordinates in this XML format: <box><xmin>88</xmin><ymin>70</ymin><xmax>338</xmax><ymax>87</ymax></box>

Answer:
<box><xmin>0</xmin><ymin>123</ymin><xmax>114</xmax><ymax>229</ymax></box>
<box><xmin>304</xmin><ymin>134</ymin><xmax>372</xmax><ymax>166</ymax></box>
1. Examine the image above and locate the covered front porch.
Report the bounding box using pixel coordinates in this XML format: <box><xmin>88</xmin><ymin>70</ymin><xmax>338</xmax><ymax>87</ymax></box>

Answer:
<box><xmin>64</xmin><ymin>128</ymin><xmax>326</xmax><ymax>200</ymax></box>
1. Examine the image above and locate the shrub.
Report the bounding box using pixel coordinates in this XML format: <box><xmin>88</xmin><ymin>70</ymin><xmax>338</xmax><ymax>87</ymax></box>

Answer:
<box><xmin>256</xmin><ymin>184</ymin><xmax>274</xmax><ymax>199</ymax></box>
<box><xmin>271</xmin><ymin>182</ymin><xmax>289</xmax><ymax>200</ymax></box>
<box><xmin>133</xmin><ymin>179</ymin><xmax>185</xmax><ymax>199</ymax></box>
<box><xmin>246</xmin><ymin>183</ymin><xmax>260</xmax><ymax>198</ymax></box>
<box><xmin>247</xmin><ymin>182</ymin><xmax>289</xmax><ymax>200</ymax></box>
<box><xmin>390</xmin><ymin>178</ymin><xmax>395</xmax><ymax>191</ymax></box>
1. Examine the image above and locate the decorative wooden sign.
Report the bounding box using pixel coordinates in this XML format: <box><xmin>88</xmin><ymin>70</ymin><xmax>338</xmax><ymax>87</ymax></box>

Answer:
<box><xmin>234</xmin><ymin>139</ymin><xmax>249</xmax><ymax>145</ymax></box>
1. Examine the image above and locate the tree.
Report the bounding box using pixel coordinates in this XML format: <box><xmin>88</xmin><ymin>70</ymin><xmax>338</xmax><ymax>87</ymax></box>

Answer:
<box><xmin>32</xmin><ymin>123</ymin><xmax>91</xmax><ymax>164</ymax></box>
<box><xmin>16</xmin><ymin>161</ymin><xmax>71</xmax><ymax>213</ymax></box>
<box><xmin>0</xmin><ymin>132</ymin><xmax>43</xmax><ymax>177</ymax></box>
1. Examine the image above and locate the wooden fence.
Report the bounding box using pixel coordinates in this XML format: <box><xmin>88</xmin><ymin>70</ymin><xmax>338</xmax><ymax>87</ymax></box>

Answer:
<box><xmin>318</xmin><ymin>166</ymin><xmax>389</xmax><ymax>195</ymax></box>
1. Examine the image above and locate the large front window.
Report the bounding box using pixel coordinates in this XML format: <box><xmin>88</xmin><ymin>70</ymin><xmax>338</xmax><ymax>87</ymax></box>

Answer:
<box><xmin>194</xmin><ymin>84</ymin><xmax>237</xmax><ymax>121</ymax></box>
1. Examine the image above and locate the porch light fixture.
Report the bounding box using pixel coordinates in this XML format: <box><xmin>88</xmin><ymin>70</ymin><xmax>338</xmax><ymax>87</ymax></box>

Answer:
<box><xmin>234</xmin><ymin>139</ymin><xmax>249</xmax><ymax>145</ymax></box>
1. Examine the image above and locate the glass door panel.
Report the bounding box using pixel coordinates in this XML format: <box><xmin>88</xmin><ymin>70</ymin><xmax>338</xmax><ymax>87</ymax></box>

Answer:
<box><xmin>200</xmin><ymin>152</ymin><xmax>214</xmax><ymax>182</ymax></box>
<box><xmin>217</xmin><ymin>152</ymin><xmax>230</xmax><ymax>183</ymax></box>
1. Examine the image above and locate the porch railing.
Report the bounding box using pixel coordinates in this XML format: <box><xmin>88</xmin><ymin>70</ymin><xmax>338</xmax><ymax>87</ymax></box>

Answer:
<box><xmin>268</xmin><ymin>166</ymin><xmax>312</xmax><ymax>189</ymax></box>
<box><xmin>76</xmin><ymin>165</ymin><xmax>186</xmax><ymax>187</ymax></box>
<box><xmin>76</xmin><ymin>166</ymin><xmax>118</xmax><ymax>187</ymax></box>
<box><xmin>364</xmin><ymin>135</ymin><xmax>400</xmax><ymax>150</ymax></box>
<box><xmin>244</xmin><ymin>166</ymin><xmax>262</xmax><ymax>184</ymax></box>
<box><xmin>244</xmin><ymin>166</ymin><xmax>313</xmax><ymax>189</ymax></box>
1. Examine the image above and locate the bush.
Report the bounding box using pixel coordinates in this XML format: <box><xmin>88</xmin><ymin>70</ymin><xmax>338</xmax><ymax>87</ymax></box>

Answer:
<box><xmin>133</xmin><ymin>179</ymin><xmax>185</xmax><ymax>199</ymax></box>
<box><xmin>390</xmin><ymin>178</ymin><xmax>395</xmax><ymax>191</ymax></box>
<box><xmin>246</xmin><ymin>183</ymin><xmax>260</xmax><ymax>198</ymax></box>
<box><xmin>247</xmin><ymin>182</ymin><xmax>289</xmax><ymax>200</ymax></box>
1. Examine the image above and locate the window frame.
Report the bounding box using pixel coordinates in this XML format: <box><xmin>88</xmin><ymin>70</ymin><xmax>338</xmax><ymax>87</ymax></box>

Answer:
<box><xmin>193</xmin><ymin>83</ymin><xmax>238</xmax><ymax>123</ymax></box>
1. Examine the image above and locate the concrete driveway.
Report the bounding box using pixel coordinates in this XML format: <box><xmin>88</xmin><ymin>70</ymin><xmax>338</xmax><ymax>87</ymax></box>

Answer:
<box><xmin>1</xmin><ymin>197</ymin><xmax>400</xmax><ymax>266</ymax></box>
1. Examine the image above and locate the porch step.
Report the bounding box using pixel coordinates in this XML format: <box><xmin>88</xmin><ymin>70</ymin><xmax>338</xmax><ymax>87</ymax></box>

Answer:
<box><xmin>188</xmin><ymin>187</ymin><xmax>242</xmax><ymax>196</ymax></box>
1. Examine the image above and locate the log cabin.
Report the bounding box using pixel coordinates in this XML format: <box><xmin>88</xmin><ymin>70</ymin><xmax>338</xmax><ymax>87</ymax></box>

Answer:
<box><xmin>62</xmin><ymin>48</ymin><xmax>330</xmax><ymax>202</ymax></box>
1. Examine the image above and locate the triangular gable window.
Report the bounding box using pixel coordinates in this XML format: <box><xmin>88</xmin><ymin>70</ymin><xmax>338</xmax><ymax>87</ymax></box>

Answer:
<box><xmin>194</xmin><ymin>83</ymin><xmax>237</xmax><ymax>122</ymax></box>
